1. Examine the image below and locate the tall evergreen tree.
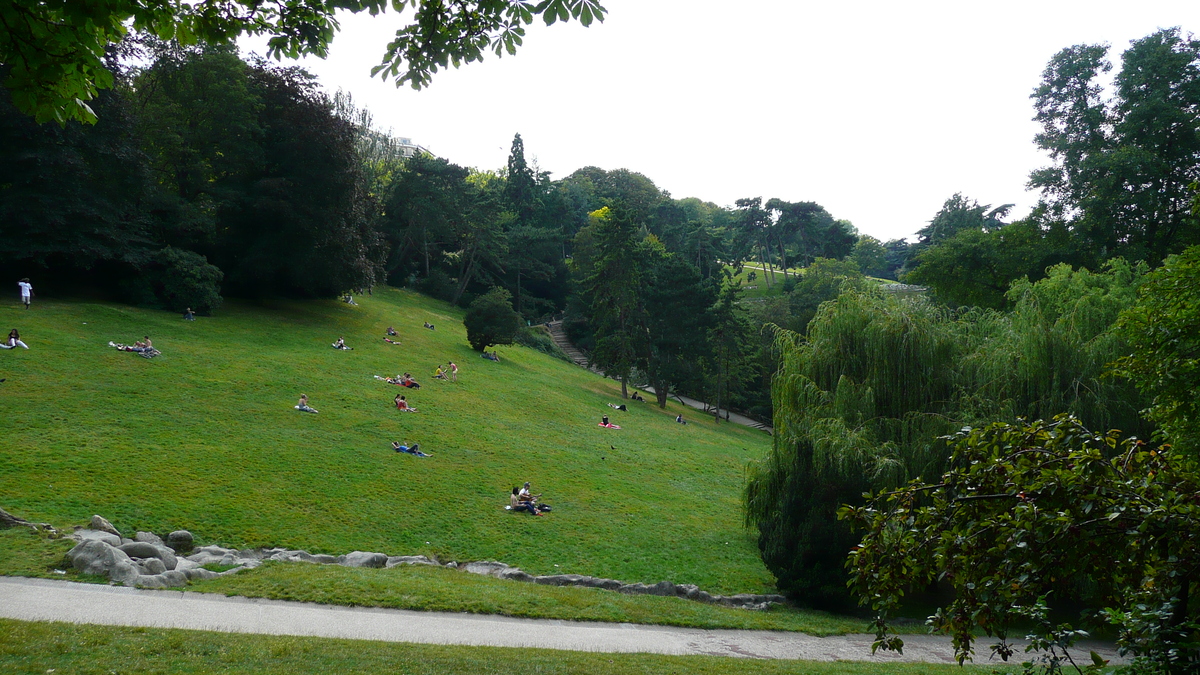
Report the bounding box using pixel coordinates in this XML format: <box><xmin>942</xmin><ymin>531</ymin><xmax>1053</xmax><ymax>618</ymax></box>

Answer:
<box><xmin>503</xmin><ymin>132</ymin><xmax>538</xmax><ymax>226</ymax></box>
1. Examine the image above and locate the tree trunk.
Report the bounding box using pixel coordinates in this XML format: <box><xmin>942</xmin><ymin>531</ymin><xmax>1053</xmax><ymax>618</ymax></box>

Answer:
<box><xmin>656</xmin><ymin>385</ymin><xmax>668</xmax><ymax>408</ymax></box>
<box><xmin>714</xmin><ymin>362</ymin><xmax>723</xmax><ymax>424</ymax></box>
<box><xmin>452</xmin><ymin>242</ymin><xmax>478</xmax><ymax>305</ymax></box>
<box><xmin>757</xmin><ymin>245</ymin><xmax>771</xmax><ymax>288</ymax></box>
<box><xmin>620</xmin><ymin>373</ymin><xmax>628</xmax><ymax>399</ymax></box>
<box><xmin>423</xmin><ymin>225</ymin><xmax>430</xmax><ymax>276</ymax></box>
<box><xmin>516</xmin><ymin>268</ymin><xmax>523</xmax><ymax>316</ymax></box>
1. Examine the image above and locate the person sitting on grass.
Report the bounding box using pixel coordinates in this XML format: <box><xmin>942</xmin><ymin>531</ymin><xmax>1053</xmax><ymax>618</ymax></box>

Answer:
<box><xmin>509</xmin><ymin>487</ymin><xmax>539</xmax><ymax>515</ymax></box>
<box><xmin>434</xmin><ymin>365</ymin><xmax>448</xmax><ymax>380</ymax></box>
<box><xmin>401</xmin><ymin>373</ymin><xmax>421</xmax><ymax>389</ymax></box>
<box><xmin>386</xmin><ymin>326</ymin><xmax>397</xmax><ymax>336</ymax></box>
<box><xmin>331</xmin><ymin>337</ymin><xmax>353</xmax><ymax>350</ymax></box>
<box><xmin>481</xmin><ymin>350</ymin><xmax>500</xmax><ymax>362</ymax></box>
<box><xmin>1</xmin><ymin>329</ymin><xmax>29</xmax><ymax>349</ymax></box>
<box><xmin>394</xmin><ymin>393</ymin><xmax>417</xmax><ymax>412</ymax></box>
<box><xmin>676</xmin><ymin>414</ymin><xmax>688</xmax><ymax>425</ymax></box>
<box><xmin>630</xmin><ymin>391</ymin><xmax>645</xmax><ymax>402</ymax></box>
<box><xmin>295</xmin><ymin>395</ymin><xmax>318</xmax><ymax>413</ymax></box>
<box><xmin>392</xmin><ymin>441</ymin><xmax>430</xmax><ymax>457</ymax></box>
<box><xmin>423</xmin><ymin>321</ymin><xmax>435</xmax><ymax>330</ymax></box>
<box><xmin>183</xmin><ymin>307</ymin><xmax>195</xmax><ymax>321</ymax></box>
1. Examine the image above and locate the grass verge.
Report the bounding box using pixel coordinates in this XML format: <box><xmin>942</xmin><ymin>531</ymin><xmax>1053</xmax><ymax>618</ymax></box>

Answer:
<box><xmin>0</xmin><ymin>619</ymin><xmax>1024</xmax><ymax>674</ymax></box>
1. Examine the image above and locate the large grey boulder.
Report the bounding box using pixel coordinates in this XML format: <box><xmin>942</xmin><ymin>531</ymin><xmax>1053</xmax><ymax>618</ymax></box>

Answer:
<box><xmin>386</xmin><ymin>555</ymin><xmax>437</xmax><ymax>568</ymax></box>
<box><xmin>464</xmin><ymin>561</ymin><xmax>508</xmax><ymax>576</ymax></box>
<box><xmin>74</xmin><ymin>529</ymin><xmax>121</xmax><ymax>547</ymax></box>
<box><xmin>89</xmin><ymin>515</ymin><xmax>121</xmax><ymax>537</ymax></box>
<box><xmin>67</xmin><ymin>540</ymin><xmax>140</xmax><ymax>586</ymax></box>
<box><xmin>135</xmin><ymin>532</ymin><xmax>164</xmax><ymax>546</ymax></box>
<box><xmin>496</xmin><ymin>568</ymin><xmax>535</xmax><ymax>583</ymax></box>
<box><xmin>133</xmin><ymin>557</ymin><xmax>167</xmax><ymax>575</ymax></box>
<box><xmin>118</xmin><ymin>542</ymin><xmax>178</xmax><ymax>570</ymax></box>
<box><xmin>166</xmin><ymin>530</ymin><xmax>193</xmax><ymax>552</ymax></box>
<box><xmin>186</xmin><ymin>546</ymin><xmax>236</xmax><ymax>565</ymax></box>
<box><xmin>134</xmin><ymin>570</ymin><xmax>188</xmax><ymax>589</ymax></box>
<box><xmin>342</xmin><ymin>551</ymin><xmax>388</xmax><ymax>568</ymax></box>
<box><xmin>182</xmin><ymin>567</ymin><xmax>221</xmax><ymax>581</ymax></box>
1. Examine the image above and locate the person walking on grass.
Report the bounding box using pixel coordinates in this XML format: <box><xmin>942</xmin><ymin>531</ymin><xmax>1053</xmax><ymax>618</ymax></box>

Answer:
<box><xmin>448</xmin><ymin>361</ymin><xmax>458</xmax><ymax>382</ymax></box>
<box><xmin>17</xmin><ymin>279</ymin><xmax>32</xmax><ymax>309</ymax></box>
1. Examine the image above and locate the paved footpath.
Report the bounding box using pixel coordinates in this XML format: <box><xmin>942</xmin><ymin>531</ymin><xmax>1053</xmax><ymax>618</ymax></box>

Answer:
<box><xmin>0</xmin><ymin>577</ymin><xmax>1124</xmax><ymax>665</ymax></box>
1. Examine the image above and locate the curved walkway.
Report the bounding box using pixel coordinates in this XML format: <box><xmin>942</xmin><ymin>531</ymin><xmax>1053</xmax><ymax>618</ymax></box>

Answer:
<box><xmin>0</xmin><ymin>577</ymin><xmax>1123</xmax><ymax>665</ymax></box>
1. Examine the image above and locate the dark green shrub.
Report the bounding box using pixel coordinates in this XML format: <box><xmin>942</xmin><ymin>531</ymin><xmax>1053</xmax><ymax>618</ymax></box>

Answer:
<box><xmin>463</xmin><ymin>287</ymin><xmax>519</xmax><ymax>351</ymax></box>
<box><xmin>121</xmin><ymin>247</ymin><xmax>223</xmax><ymax>314</ymax></box>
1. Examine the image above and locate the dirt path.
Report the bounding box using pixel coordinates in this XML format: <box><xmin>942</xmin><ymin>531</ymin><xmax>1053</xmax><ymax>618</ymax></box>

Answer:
<box><xmin>0</xmin><ymin>577</ymin><xmax>1122</xmax><ymax>665</ymax></box>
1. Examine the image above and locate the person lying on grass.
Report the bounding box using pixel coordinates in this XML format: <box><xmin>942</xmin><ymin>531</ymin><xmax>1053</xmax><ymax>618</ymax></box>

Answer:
<box><xmin>481</xmin><ymin>350</ymin><xmax>500</xmax><ymax>362</ymax></box>
<box><xmin>423</xmin><ymin>321</ymin><xmax>435</xmax><ymax>330</ymax></box>
<box><xmin>331</xmin><ymin>337</ymin><xmax>353</xmax><ymax>350</ymax></box>
<box><xmin>383</xmin><ymin>337</ymin><xmax>401</xmax><ymax>345</ymax></box>
<box><xmin>608</xmin><ymin>403</ymin><xmax>627</xmax><ymax>411</ymax></box>
<box><xmin>295</xmin><ymin>395</ymin><xmax>318</xmax><ymax>413</ymax></box>
<box><xmin>1</xmin><ymin>329</ymin><xmax>29</xmax><ymax>349</ymax></box>
<box><xmin>392</xmin><ymin>441</ymin><xmax>429</xmax><ymax>457</ymax></box>
<box><xmin>108</xmin><ymin>338</ymin><xmax>160</xmax><ymax>358</ymax></box>
<box><xmin>374</xmin><ymin>375</ymin><xmax>404</xmax><ymax>385</ymax></box>
<box><xmin>394</xmin><ymin>394</ymin><xmax>417</xmax><ymax>412</ymax></box>
<box><xmin>509</xmin><ymin>487</ymin><xmax>540</xmax><ymax>515</ymax></box>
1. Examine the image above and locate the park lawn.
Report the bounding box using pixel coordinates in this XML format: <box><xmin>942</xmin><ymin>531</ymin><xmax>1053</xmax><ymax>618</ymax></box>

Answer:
<box><xmin>0</xmin><ymin>288</ymin><xmax>775</xmax><ymax>598</ymax></box>
<box><xmin>0</xmin><ymin>619</ymin><xmax>1025</xmax><ymax>674</ymax></box>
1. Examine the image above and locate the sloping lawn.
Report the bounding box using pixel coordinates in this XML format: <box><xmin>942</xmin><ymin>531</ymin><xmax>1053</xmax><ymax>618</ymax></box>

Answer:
<box><xmin>0</xmin><ymin>288</ymin><xmax>774</xmax><ymax>595</ymax></box>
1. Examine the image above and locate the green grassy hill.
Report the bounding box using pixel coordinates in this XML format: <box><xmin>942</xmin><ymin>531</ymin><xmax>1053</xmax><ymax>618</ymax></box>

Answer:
<box><xmin>0</xmin><ymin>288</ymin><xmax>774</xmax><ymax>595</ymax></box>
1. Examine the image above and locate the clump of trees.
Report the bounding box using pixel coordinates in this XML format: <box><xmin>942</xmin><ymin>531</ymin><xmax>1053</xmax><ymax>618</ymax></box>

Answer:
<box><xmin>745</xmin><ymin>260</ymin><xmax>1150</xmax><ymax>608</ymax></box>
<box><xmin>0</xmin><ymin>43</ymin><xmax>386</xmax><ymax>310</ymax></box>
<box><xmin>746</xmin><ymin>28</ymin><xmax>1200</xmax><ymax>672</ymax></box>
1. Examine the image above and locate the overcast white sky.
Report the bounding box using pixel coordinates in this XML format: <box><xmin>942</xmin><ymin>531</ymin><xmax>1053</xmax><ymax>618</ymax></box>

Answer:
<box><xmin>242</xmin><ymin>1</ymin><xmax>1199</xmax><ymax>242</ymax></box>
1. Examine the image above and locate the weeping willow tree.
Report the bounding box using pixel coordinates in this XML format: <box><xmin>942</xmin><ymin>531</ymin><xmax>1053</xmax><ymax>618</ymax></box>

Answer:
<box><xmin>963</xmin><ymin>259</ymin><xmax>1151</xmax><ymax>437</ymax></box>
<box><xmin>746</xmin><ymin>261</ymin><xmax>1150</xmax><ymax>608</ymax></box>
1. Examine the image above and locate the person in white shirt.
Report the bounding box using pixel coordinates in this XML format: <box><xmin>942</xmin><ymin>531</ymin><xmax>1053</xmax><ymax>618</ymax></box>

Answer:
<box><xmin>1</xmin><ymin>329</ymin><xmax>29</xmax><ymax>349</ymax></box>
<box><xmin>17</xmin><ymin>279</ymin><xmax>32</xmax><ymax>309</ymax></box>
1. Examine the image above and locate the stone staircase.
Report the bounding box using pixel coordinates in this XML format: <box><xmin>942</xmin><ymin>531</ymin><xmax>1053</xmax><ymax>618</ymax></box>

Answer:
<box><xmin>546</xmin><ymin>321</ymin><xmax>590</xmax><ymax>368</ymax></box>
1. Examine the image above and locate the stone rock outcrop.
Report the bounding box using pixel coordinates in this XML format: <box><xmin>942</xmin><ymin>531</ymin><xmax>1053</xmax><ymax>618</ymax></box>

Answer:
<box><xmin>74</xmin><ymin>529</ymin><xmax>122</xmax><ymax>547</ymax></box>
<box><xmin>89</xmin><ymin>515</ymin><xmax>121</xmax><ymax>537</ymax></box>
<box><xmin>166</xmin><ymin>530</ymin><xmax>193</xmax><ymax>553</ymax></box>
<box><xmin>65</xmin><ymin>515</ymin><xmax>785</xmax><ymax>609</ymax></box>
<box><xmin>118</xmin><ymin>542</ymin><xmax>178</xmax><ymax>570</ymax></box>
<box><xmin>342</xmin><ymin>551</ymin><xmax>388</xmax><ymax>568</ymax></box>
<box><xmin>135</xmin><ymin>532</ymin><xmax>164</xmax><ymax>546</ymax></box>
<box><xmin>67</xmin><ymin>539</ymin><xmax>140</xmax><ymax>587</ymax></box>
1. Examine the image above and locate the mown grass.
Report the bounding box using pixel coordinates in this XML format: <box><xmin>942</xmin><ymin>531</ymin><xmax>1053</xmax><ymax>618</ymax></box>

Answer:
<box><xmin>187</xmin><ymin>561</ymin><xmax>869</xmax><ymax>634</ymax></box>
<box><xmin>0</xmin><ymin>289</ymin><xmax>774</xmax><ymax>598</ymax></box>
<box><xmin>0</xmin><ymin>619</ymin><xmax>1025</xmax><ymax>674</ymax></box>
